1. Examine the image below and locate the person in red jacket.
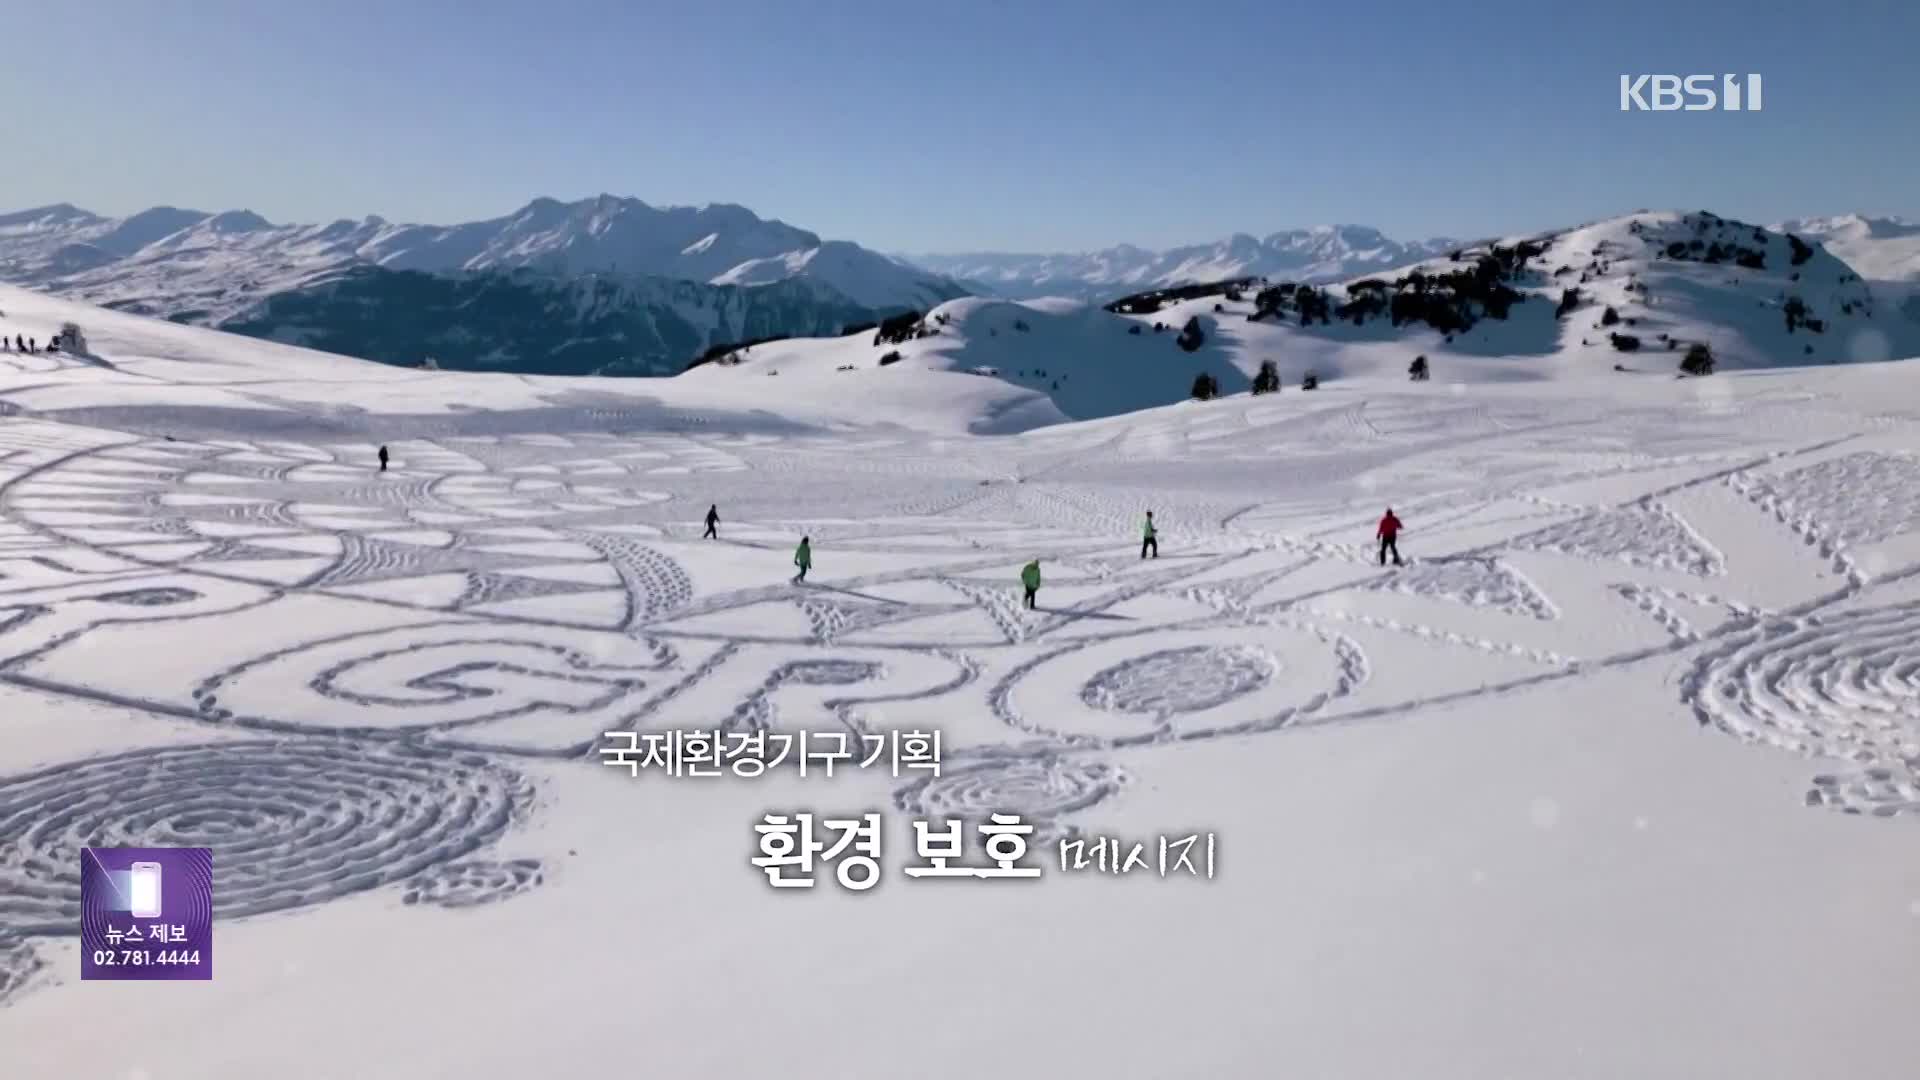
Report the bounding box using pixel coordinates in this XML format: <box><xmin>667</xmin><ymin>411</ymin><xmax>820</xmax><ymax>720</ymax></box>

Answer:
<box><xmin>1376</xmin><ymin>508</ymin><xmax>1403</xmax><ymax>567</ymax></box>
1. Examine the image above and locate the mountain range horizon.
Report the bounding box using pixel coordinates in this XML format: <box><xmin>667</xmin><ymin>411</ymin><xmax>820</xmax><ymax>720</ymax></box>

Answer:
<box><xmin>9</xmin><ymin>192</ymin><xmax>1913</xmax><ymax>285</ymax></box>
<box><xmin>1</xmin><ymin>193</ymin><xmax>1477</xmax><ymax>260</ymax></box>
<box><xmin>3</xmin><ymin>191</ymin><xmax>1918</xmax><ymax>382</ymax></box>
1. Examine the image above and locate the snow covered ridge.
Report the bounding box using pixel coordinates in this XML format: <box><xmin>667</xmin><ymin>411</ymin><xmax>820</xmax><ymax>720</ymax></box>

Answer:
<box><xmin>902</xmin><ymin>225</ymin><xmax>1462</xmax><ymax>302</ymax></box>
<box><xmin>219</xmin><ymin>265</ymin><xmax>899</xmax><ymax>378</ymax></box>
<box><xmin>683</xmin><ymin>211</ymin><xmax>1920</xmax><ymax>416</ymax></box>
<box><xmin>1774</xmin><ymin>214</ymin><xmax>1920</xmax><ymax>283</ymax></box>
<box><xmin>681</xmin><ymin>296</ymin><xmax>1250</xmax><ymax>421</ymax></box>
<box><xmin>0</xmin><ymin>196</ymin><xmax>969</xmax><ymax>378</ymax></box>
<box><xmin>0</xmin><ymin>194</ymin><xmax>967</xmax><ymax>317</ymax></box>
<box><xmin>0</xmin><ymin>282</ymin><xmax>1063</xmax><ymax>436</ymax></box>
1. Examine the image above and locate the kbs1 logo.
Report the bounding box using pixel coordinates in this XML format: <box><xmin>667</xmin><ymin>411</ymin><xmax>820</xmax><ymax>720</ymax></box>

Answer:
<box><xmin>1619</xmin><ymin>74</ymin><xmax>1763</xmax><ymax>112</ymax></box>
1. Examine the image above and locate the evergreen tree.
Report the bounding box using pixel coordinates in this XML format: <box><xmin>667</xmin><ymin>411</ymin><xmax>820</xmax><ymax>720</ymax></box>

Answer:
<box><xmin>1250</xmin><ymin>360</ymin><xmax>1281</xmax><ymax>395</ymax></box>
<box><xmin>1680</xmin><ymin>343</ymin><xmax>1715</xmax><ymax>376</ymax></box>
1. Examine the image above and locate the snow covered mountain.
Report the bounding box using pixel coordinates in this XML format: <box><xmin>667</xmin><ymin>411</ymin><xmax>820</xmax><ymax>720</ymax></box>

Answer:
<box><xmin>690</xmin><ymin>211</ymin><xmax>1918</xmax><ymax>420</ymax></box>
<box><xmin>0</xmin><ymin>196</ymin><xmax>969</xmax><ymax>377</ymax></box>
<box><xmin>1774</xmin><ymin>214</ymin><xmax>1920</xmax><ymax>282</ymax></box>
<box><xmin>219</xmin><ymin>265</ymin><xmax>888</xmax><ymax>377</ymax></box>
<box><xmin>0</xmin><ymin>281</ymin><xmax>1052</xmax><ymax>435</ymax></box>
<box><xmin>0</xmin><ymin>195</ymin><xmax>967</xmax><ymax>319</ymax></box>
<box><xmin>1774</xmin><ymin>214</ymin><xmax>1920</xmax><ymax>327</ymax></box>
<box><xmin>904</xmin><ymin>226</ymin><xmax>1461</xmax><ymax>302</ymax></box>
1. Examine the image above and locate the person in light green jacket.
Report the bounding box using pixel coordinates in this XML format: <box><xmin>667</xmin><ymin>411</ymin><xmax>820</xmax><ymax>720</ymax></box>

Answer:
<box><xmin>1140</xmin><ymin>511</ymin><xmax>1158</xmax><ymax>560</ymax></box>
<box><xmin>1021</xmin><ymin>559</ymin><xmax>1041</xmax><ymax>610</ymax></box>
<box><xmin>793</xmin><ymin>536</ymin><xmax>812</xmax><ymax>582</ymax></box>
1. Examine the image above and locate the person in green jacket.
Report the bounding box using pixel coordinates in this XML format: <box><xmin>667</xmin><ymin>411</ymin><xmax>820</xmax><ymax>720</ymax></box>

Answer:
<box><xmin>1140</xmin><ymin>511</ymin><xmax>1158</xmax><ymax>560</ymax></box>
<box><xmin>793</xmin><ymin>536</ymin><xmax>812</xmax><ymax>582</ymax></box>
<box><xmin>1021</xmin><ymin>559</ymin><xmax>1041</xmax><ymax>610</ymax></box>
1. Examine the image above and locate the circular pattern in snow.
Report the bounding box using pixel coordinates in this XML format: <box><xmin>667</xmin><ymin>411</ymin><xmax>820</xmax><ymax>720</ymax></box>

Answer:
<box><xmin>401</xmin><ymin>858</ymin><xmax>544</xmax><ymax>909</ymax></box>
<box><xmin>994</xmin><ymin>622</ymin><xmax>1366</xmax><ymax>746</ymax></box>
<box><xmin>1688</xmin><ymin>604</ymin><xmax>1920</xmax><ymax>817</ymax></box>
<box><xmin>891</xmin><ymin>757</ymin><xmax>1127</xmax><ymax>848</ymax></box>
<box><xmin>0</xmin><ymin>740</ymin><xmax>530</xmax><ymax>934</ymax></box>
<box><xmin>1079</xmin><ymin>645</ymin><xmax>1274</xmax><ymax>715</ymax></box>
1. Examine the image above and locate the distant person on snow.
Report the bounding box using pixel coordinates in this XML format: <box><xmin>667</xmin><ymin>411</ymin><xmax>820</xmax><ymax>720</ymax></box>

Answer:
<box><xmin>1377</xmin><ymin>508</ymin><xmax>1404</xmax><ymax>567</ymax></box>
<box><xmin>1021</xmin><ymin>559</ymin><xmax>1041</xmax><ymax>610</ymax></box>
<box><xmin>12</xmin><ymin>335</ymin><xmax>21</xmax><ymax>352</ymax></box>
<box><xmin>793</xmin><ymin>536</ymin><xmax>812</xmax><ymax>583</ymax></box>
<box><xmin>26</xmin><ymin>337</ymin><xmax>35</xmax><ymax>353</ymax></box>
<box><xmin>1141</xmin><ymin>511</ymin><xmax>1158</xmax><ymax>560</ymax></box>
<box><xmin>377</xmin><ymin>445</ymin><xmax>389</xmax><ymax>473</ymax></box>
<box><xmin>703</xmin><ymin>504</ymin><xmax>719</xmax><ymax>539</ymax></box>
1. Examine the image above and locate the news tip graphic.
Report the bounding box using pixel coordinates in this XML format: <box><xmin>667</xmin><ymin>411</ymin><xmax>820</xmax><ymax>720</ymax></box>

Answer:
<box><xmin>80</xmin><ymin>847</ymin><xmax>213</xmax><ymax>981</ymax></box>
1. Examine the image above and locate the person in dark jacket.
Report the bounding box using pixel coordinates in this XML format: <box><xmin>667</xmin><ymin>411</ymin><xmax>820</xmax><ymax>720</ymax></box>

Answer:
<box><xmin>1020</xmin><ymin>559</ymin><xmax>1041</xmax><ymax>609</ymax></box>
<box><xmin>377</xmin><ymin>445</ymin><xmax>390</xmax><ymax>473</ymax></box>
<box><xmin>703</xmin><ymin>505</ymin><xmax>719</xmax><ymax>539</ymax></box>
<box><xmin>1377</xmin><ymin>508</ymin><xmax>1404</xmax><ymax>567</ymax></box>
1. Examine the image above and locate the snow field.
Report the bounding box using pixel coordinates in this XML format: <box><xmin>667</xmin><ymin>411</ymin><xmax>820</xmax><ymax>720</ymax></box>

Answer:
<box><xmin>0</xmin><ymin>285</ymin><xmax>1917</xmax><ymax>1077</ymax></box>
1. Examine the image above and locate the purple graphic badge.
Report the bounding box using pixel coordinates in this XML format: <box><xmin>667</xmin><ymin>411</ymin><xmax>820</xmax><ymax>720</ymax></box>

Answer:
<box><xmin>80</xmin><ymin>847</ymin><xmax>213</xmax><ymax>981</ymax></box>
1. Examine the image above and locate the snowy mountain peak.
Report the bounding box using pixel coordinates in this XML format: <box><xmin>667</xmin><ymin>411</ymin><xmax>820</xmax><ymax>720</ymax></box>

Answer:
<box><xmin>908</xmin><ymin>226</ymin><xmax>1462</xmax><ymax>303</ymax></box>
<box><xmin>509</xmin><ymin>196</ymin><xmax>571</xmax><ymax>226</ymax></box>
<box><xmin>0</xmin><ymin>193</ymin><xmax>968</xmax><ymax>322</ymax></box>
<box><xmin>1777</xmin><ymin>213</ymin><xmax>1920</xmax><ymax>282</ymax></box>
<box><xmin>0</xmin><ymin>203</ymin><xmax>104</xmax><ymax>229</ymax></box>
<box><xmin>1778</xmin><ymin>213</ymin><xmax>1918</xmax><ymax>238</ymax></box>
<box><xmin>701</xmin><ymin>208</ymin><xmax>1915</xmax><ymax>421</ymax></box>
<box><xmin>205</xmin><ymin>209</ymin><xmax>274</xmax><ymax>232</ymax></box>
<box><xmin>125</xmin><ymin>204</ymin><xmax>206</xmax><ymax>219</ymax></box>
<box><xmin>93</xmin><ymin>207</ymin><xmax>213</xmax><ymax>254</ymax></box>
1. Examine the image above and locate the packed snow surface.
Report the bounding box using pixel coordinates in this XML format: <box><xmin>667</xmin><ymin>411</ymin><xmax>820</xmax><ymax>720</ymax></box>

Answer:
<box><xmin>1</xmin><ymin>285</ymin><xmax>1919</xmax><ymax>1079</ymax></box>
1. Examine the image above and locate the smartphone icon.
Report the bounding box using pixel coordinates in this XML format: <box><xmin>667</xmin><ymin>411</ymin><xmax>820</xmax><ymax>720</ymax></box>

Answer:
<box><xmin>129</xmin><ymin>862</ymin><xmax>163</xmax><ymax>919</ymax></box>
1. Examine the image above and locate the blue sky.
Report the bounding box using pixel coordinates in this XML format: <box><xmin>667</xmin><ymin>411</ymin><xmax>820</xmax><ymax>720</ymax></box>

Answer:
<box><xmin>3</xmin><ymin>0</ymin><xmax>1915</xmax><ymax>252</ymax></box>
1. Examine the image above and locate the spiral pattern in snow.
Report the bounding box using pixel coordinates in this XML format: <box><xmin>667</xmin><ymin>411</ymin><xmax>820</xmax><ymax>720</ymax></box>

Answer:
<box><xmin>891</xmin><ymin>756</ymin><xmax>1127</xmax><ymax>847</ymax></box>
<box><xmin>1689</xmin><ymin>605</ymin><xmax>1920</xmax><ymax>766</ymax></box>
<box><xmin>0</xmin><ymin>739</ymin><xmax>529</xmax><ymax>934</ymax></box>
<box><xmin>1688</xmin><ymin>604</ymin><xmax>1920</xmax><ymax>818</ymax></box>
